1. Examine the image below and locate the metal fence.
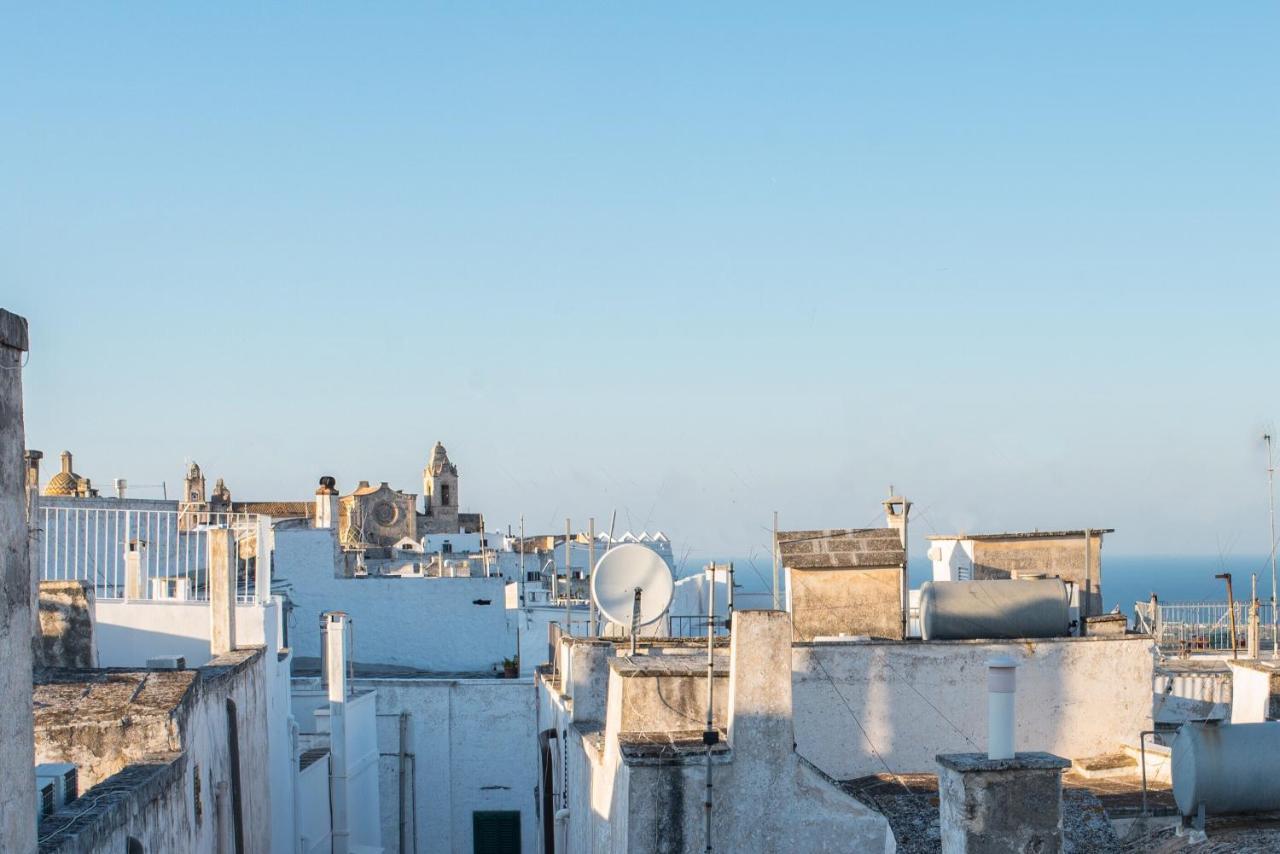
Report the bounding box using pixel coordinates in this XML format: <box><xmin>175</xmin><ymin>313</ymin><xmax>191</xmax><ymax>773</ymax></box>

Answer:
<box><xmin>1134</xmin><ymin>600</ymin><xmax>1279</xmax><ymax>656</ymax></box>
<box><xmin>38</xmin><ymin>505</ymin><xmax>271</xmax><ymax>603</ymax></box>
<box><xmin>667</xmin><ymin>614</ymin><xmax>731</xmax><ymax>639</ymax></box>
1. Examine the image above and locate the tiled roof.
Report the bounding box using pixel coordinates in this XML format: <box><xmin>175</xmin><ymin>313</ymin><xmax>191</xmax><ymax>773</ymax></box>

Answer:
<box><xmin>231</xmin><ymin>501</ymin><xmax>312</xmax><ymax>519</ymax></box>
<box><xmin>777</xmin><ymin>528</ymin><xmax>905</xmax><ymax>569</ymax></box>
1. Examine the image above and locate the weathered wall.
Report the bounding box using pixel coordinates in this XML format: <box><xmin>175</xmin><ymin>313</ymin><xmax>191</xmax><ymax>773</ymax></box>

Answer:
<box><xmin>276</xmin><ymin>527</ymin><xmax>516</xmax><ymax>672</ymax></box>
<box><xmin>0</xmin><ymin>308</ymin><xmax>35</xmax><ymax>854</ymax></box>
<box><xmin>972</xmin><ymin>534</ymin><xmax>1105</xmax><ymax>614</ymax></box>
<box><xmin>789</xmin><ymin>566</ymin><xmax>904</xmax><ymax>640</ymax></box>
<box><xmin>34</xmin><ymin>580</ymin><xmax>95</xmax><ymax>668</ymax></box>
<box><xmin>294</xmin><ymin>676</ymin><xmax>538</xmax><ymax>854</ymax></box>
<box><xmin>793</xmin><ymin>635</ymin><xmax>1154</xmax><ymax>779</ymax></box>
<box><xmin>36</xmin><ymin>648</ymin><xmax>273</xmax><ymax>853</ymax></box>
<box><xmin>555</xmin><ymin>613</ymin><xmax>895</xmax><ymax>854</ymax></box>
<box><xmin>38</xmin><ymin>757</ymin><xmax>194</xmax><ymax>854</ymax></box>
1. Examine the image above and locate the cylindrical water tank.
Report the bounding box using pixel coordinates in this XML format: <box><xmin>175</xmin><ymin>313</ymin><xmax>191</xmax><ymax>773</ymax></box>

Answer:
<box><xmin>1173</xmin><ymin>722</ymin><xmax>1280</xmax><ymax>816</ymax></box>
<box><xmin>919</xmin><ymin>579</ymin><xmax>1069</xmax><ymax>641</ymax></box>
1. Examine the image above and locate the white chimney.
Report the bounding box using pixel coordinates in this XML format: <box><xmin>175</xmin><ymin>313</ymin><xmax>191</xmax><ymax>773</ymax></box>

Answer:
<box><xmin>124</xmin><ymin>539</ymin><xmax>147</xmax><ymax>601</ymax></box>
<box><xmin>114</xmin><ymin>478</ymin><xmax>127</xmax><ymax>499</ymax></box>
<box><xmin>326</xmin><ymin>611</ymin><xmax>351</xmax><ymax>854</ymax></box>
<box><xmin>987</xmin><ymin>655</ymin><xmax>1019</xmax><ymax>760</ymax></box>
<box><xmin>314</xmin><ymin>476</ymin><xmax>339</xmax><ymax>529</ymax></box>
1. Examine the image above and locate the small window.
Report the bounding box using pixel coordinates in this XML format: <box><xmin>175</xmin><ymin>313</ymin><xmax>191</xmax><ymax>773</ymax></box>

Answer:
<box><xmin>473</xmin><ymin>810</ymin><xmax>520</xmax><ymax>854</ymax></box>
<box><xmin>442</xmin><ymin>542</ymin><xmax>453</xmax><ymax>555</ymax></box>
<box><xmin>127</xmin><ymin>838</ymin><xmax>144</xmax><ymax>854</ymax></box>
<box><xmin>441</xmin><ymin>484</ymin><xmax>451</xmax><ymax>507</ymax></box>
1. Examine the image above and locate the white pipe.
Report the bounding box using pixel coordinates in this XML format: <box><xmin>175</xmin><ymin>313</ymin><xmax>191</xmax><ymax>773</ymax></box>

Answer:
<box><xmin>987</xmin><ymin>655</ymin><xmax>1019</xmax><ymax>760</ymax></box>
<box><xmin>554</xmin><ymin>808</ymin><xmax>570</xmax><ymax>854</ymax></box>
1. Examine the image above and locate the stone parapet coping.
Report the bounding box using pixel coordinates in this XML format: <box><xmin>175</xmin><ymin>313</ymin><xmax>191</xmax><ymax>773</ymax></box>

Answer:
<box><xmin>936</xmin><ymin>752</ymin><xmax>1071</xmax><ymax>772</ymax></box>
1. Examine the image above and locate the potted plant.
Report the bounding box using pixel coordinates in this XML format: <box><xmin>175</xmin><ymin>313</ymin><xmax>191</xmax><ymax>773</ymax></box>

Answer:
<box><xmin>502</xmin><ymin>656</ymin><xmax>519</xmax><ymax>678</ymax></box>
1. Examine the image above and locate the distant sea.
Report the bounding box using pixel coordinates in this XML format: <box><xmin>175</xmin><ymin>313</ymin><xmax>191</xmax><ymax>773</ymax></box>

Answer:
<box><xmin>677</xmin><ymin>554</ymin><xmax>1278</xmax><ymax>615</ymax></box>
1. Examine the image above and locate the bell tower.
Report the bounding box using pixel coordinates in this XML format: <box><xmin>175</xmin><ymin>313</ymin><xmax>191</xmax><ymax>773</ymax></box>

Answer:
<box><xmin>183</xmin><ymin>461</ymin><xmax>206</xmax><ymax>505</ymax></box>
<box><xmin>422</xmin><ymin>441</ymin><xmax>460</xmax><ymax>534</ymax></box>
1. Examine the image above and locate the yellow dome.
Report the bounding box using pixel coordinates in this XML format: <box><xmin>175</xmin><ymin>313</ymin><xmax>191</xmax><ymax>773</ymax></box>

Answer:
<box><xmin>43</xmin><ymin>450</ymin><xmax>82</xmax><ymax>497</ymax></box>
<box><xmin>43</xmin><ymin>472</ymin><xmax>79</xmax><ymax>496</ymax></box>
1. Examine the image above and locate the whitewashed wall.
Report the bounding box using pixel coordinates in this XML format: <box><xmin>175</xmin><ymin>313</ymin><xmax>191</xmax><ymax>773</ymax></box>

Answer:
<box><xmin>793</xmin><ymin>636</ymin><xmax>1155</xmax><ymax>779</ymax></box>
<box><xmin>927</xmin><ymin>538</ymin><xmax>976</xmax><ymax>582</ymax></box>
<box><xmin>313</xmin><ymin>690</ymin><xmax>382</xmax><ymax>850</ymax></box>
<box><xmin>276</xmin><ymin>528</ymin><xmax>517</xmax><ymax>673</ymax></box>
<box><xmin>295</xmin><ymin>677</ymin><xmax>538</xmax><ymax>854</ymax></box>
<box><xmin>94</xmin><ymin>599</ymin><xmax>272</xmax><ymax>667</ymax></box>
<box><xmin>297</xmin><ymin>751</ymin><xmax>332</xmax><ymax>854</ymax></box>
<box><xmin>90</xmin><ymin>599</ymin><xmax>298</xmax><ymax>854</ymax></box>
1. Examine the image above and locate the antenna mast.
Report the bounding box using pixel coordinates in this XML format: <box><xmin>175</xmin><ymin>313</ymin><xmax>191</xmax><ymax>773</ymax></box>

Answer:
<box><xmin>1266</xmin><ymin>433</ymin><xmax>1277</xmax><ymax>658</ymax></box>
<box><xmin>703</xmin><ymin>563</ymin><xmax>717</xmax><ymax>853</ymax></box>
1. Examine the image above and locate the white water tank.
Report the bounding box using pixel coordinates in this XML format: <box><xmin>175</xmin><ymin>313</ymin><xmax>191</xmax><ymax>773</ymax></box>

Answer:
<box><xmin>1172</xmin><ymin>721</ymin><xmax>1280</xmax><ymax>816</ymax></box>
<box><xmin>919</xmin><ymin>579</ymin><xmax>1070</xmax><ymax>641</ymax></box>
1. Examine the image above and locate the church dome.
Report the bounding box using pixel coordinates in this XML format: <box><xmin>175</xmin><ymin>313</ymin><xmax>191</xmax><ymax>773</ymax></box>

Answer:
<box><xmin>43</xmin><ymin>451</ymin><xmax>81</xmax><ymax>497</ymax></box>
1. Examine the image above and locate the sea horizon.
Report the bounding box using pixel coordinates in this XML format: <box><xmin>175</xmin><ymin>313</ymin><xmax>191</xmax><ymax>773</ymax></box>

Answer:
<box><xmin>676</xmin><ymin>553</ymin><xmax>1276</xmax><ymax>615</ymax></box>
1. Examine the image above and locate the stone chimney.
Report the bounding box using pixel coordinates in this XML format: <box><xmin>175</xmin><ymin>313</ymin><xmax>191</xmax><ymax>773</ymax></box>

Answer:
<box><xmin>883</xmin><ymin>489</ymin><xmax>911</xmax><ymax>549</ymax></box>
<box><xmin>124</xmin><ymin>539</ymin><xmax>148</xmax><ymax>600</ymax></box>
<box><xmin>59</xmin><ymin>450</ymin><xmax>72</xmax><ymax>478</ymax></box>
<box><xmin>209</xmin><ymin>528</ymin><xmax>237</xmax><ymax>655</ymax></box>
<box><xmin>24</xmin><ymin>449</ymin><xmax>42</xmax><ymax>491</ymax></box>
<box><xmin>315</xmin><ymin>476</ymin><xmax>339</xmax><ymax>529</ymax></box>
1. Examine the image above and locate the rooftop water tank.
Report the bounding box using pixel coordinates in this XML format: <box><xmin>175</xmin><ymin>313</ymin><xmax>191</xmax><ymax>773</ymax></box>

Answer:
<box><xmin>919</xmin><ymin>579</ymin><xmax>1070</xmax><ymax>641</ymax></box>
<box><xmin>1173</xmin><ymin>721</ymin><xmax>1280</xmax><ymax>817</ymax></box>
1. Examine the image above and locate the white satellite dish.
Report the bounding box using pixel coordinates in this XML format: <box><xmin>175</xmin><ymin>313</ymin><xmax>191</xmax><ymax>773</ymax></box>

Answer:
<box><xmin>591</xmin><ymin>543</ymin><xmax>674</xmax><ymax>628</ymax></box>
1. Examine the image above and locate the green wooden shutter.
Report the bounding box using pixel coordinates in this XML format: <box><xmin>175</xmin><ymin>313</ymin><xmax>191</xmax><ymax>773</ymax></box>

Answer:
<box><xmin>473</xmin><ymin>810</ymin><xmax>521</xmax><ymax>854</ymax></box>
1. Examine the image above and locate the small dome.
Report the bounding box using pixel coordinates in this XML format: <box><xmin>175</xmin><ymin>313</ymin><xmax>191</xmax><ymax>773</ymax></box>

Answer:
<box><xmin>43</xmin><ymin>471</ymin><xmax>79</xmax><ymax>496</ymax></box>
<box><xmin>43</xmin><ymin>450</ymin><xmax>81</xmax><ymax>497</ymax></box>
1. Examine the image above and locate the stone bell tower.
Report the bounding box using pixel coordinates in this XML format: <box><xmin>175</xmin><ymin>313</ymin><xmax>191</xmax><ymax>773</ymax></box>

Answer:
<box><xmin>178</xmin><ymin>461</ymin><xmax>208</xmax><ymax>531</ymax></box>
<box><xmin>183</xmin><ymin>461</ymin><xmax>206</xmax><ymax>505</ymax></box>
<box><xmin>422</xmin><ymin>441</ymin><xmax>460</xmax><ymax>534</ymax></box>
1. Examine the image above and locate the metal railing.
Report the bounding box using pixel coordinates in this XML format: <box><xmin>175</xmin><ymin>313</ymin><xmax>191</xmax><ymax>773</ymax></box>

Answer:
<box><xmin>38</xmin><ymin>505</ymin><xmax>272</xmax><ymax>603</ymax></box>
<box><xmin>667</xmin><ymin>615</ymin><xmax>730</xmax><ymax>639</ymax></box>
<box><xmin>1134</xmin><ymin>600</ymin><xmax>1278</xmax><ymax>656</ymax></box>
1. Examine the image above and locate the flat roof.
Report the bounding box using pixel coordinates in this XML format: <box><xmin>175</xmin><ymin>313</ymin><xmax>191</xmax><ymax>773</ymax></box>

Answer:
<box><xmin>927</xmin><ymin>529</ymin><xmax>1114</xmax><ymax>542</ymax></box>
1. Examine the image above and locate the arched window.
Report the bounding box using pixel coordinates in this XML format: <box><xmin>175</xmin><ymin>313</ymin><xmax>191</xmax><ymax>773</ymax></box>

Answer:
<box><xmin>440</xmin><ymin>484</ymin><xmax>451</xmax><ymax>507</ymax></box>
<box><xmin>126</xmin><ymin>837</ymin><xmax>144</xmax><ymax>854</ymax></box>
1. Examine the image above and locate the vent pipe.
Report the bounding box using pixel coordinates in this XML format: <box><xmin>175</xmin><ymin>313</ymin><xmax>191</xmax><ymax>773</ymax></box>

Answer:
<box><xmin>987</xmin><ymin>656</ymin><xmax>1019</xmax><ymax>760</ymax></box>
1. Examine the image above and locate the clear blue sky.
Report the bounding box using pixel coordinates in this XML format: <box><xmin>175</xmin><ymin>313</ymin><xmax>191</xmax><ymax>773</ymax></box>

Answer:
<box><xmin>4</xmin><ymin>4</ymin><xmax>1278</xmax><ymax>561</ymax></box>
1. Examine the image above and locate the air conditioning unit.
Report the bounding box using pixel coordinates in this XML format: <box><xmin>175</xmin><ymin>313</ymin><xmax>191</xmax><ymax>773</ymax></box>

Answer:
<box><xmin>35</xmin><ymin>763</ymin><xmax>78</xmax><ymax>814</ymax></box>
<box><xmin>37</xmin><ymin>781</ymin><xmax>54</xmax><ymax>820</ymax></box>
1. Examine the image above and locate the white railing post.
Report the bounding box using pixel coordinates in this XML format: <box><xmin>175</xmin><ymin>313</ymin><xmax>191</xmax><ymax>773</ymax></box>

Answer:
<box><xmin>255</xmin><ymin>515</ymin><xmax>272</xmax><ymax>603</ymax></box>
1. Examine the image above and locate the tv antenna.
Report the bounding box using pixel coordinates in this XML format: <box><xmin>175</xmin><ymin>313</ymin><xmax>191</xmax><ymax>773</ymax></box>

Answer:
<box><xmin>590</xmin><ymin>543</ymin><xmax>674</xmax><ymax>655</ymax></box>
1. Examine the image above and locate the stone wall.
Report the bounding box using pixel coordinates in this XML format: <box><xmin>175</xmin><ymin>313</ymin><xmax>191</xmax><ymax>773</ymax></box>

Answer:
<box><xmin>0</xmin><ymin>308</ymin><xmax>35</xmax><ymax>854</ymax></box>
<box><xmin>972</xmin><ymin>534</ymin><xmax>1105</xmax><ymax>615</ymax></box>
<box><xmin>35</xmin><ymin>580</ymin><xmax>95</xmax><ymax>669</ymax></box>
<box><xmin>789</xmin><ymin>566</ymin><xmax>904</xmax><ymax>640</ymax></box>
<box><xmin>34</xmin><ymin>647</ymin><xmax>273</xmax><ymax>852</ymax></box>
